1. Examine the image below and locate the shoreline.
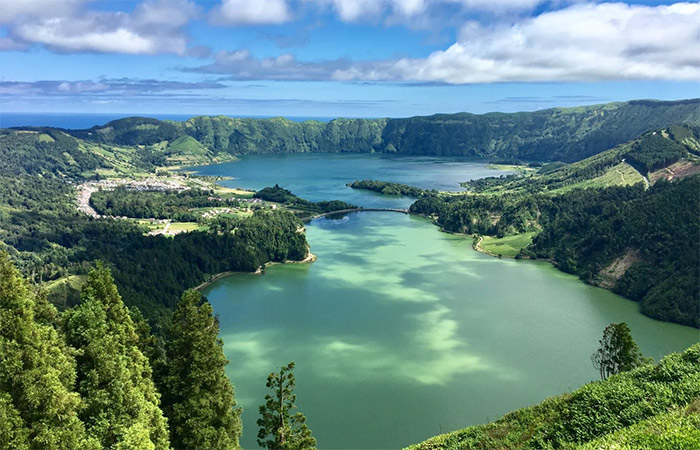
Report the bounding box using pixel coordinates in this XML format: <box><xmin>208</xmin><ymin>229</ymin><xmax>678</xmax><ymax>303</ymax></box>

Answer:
<box><xmin>194</xmin><ymin>251</ymin><xmax>317</xmax><ymax>291</ymax></box>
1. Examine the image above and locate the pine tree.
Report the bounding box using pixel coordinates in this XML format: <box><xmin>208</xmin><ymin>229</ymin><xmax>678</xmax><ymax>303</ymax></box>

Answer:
<box><xmin>160</xmin><ymin>290</ymin><xmax>241</xmax><ymax>450</ymax></box>
<box><xmin>258</xmin><ymin>362</ymin><xmax>316</xmax><ymax>450</ymax></box>
<box><xmin>591</xmin><ymin>322</ymin><xmax>648</xmax><ymax>380</ymax></box>
<box><xmin>0</xmin><ymin>251</ymin><xmax>94</xmax><ymax>450</ymax></box>
<box><xmin>62</xmin><ymin>263</ymin><xmax>170</xmax><ymax>450</ymax></box>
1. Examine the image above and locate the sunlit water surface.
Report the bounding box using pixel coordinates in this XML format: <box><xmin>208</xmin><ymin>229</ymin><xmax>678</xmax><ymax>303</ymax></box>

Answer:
<box><xmin>194</xmin><ymin>154</ymin><xmax>699</xmax><ymax>449</ymax></box>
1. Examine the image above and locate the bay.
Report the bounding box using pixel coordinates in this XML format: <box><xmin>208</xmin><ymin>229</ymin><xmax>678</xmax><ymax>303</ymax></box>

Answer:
<box><xmin>195</xmin><ymin>154</ymin><xmax>699</xmax><ymax>449</ymax></box>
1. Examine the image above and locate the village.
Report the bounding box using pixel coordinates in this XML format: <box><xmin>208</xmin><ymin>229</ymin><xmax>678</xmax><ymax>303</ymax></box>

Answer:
<box><xmin>75</xmin><ymin>176</ymin><xmax>264</xmax><ymax>236</ymax></box>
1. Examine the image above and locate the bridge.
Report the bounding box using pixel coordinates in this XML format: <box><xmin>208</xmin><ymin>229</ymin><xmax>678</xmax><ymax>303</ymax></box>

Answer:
<box><xmin>303</xmin><ymin>208</ymin><xmax>410</xmax><ymax>221</ymax></box>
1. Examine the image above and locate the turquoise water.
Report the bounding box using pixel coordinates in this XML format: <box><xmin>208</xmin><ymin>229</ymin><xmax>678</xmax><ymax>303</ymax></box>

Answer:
<box><xmin>196</xmin><ymin>155</ymin><xmax>699</xmax><ymax>449</ymax></box>
<box><xmin>191</xmin><ymin>153</ymin><xmax>514</xmax><ymax>209</ymax></box>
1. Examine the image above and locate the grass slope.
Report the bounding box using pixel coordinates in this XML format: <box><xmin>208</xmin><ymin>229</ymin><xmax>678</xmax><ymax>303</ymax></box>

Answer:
<box><xmin>479</xmin><ymin>232</ymin><xmax>536</xmax><ymax>257</ymax></box>
<box><xmin>405</xmin><ymin>344</ymin><xmax>700</xmax><ymax>450</ymax></box>
<box><xmin>465</xmin><ymin>125</ymin><xmax>699</xmax><ymax>195</ymax></box>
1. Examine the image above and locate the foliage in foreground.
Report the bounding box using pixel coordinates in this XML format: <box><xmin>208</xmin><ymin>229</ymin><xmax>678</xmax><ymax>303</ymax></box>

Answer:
<box><xmin>405</xmin><ymin>343</ymin><xmax>700</xmax><ymax>450</ymax></box>
<box><xmin>62</xmin><ymin>264</ymin><xmax>170</xmax><ymax>450</ymax></box>
<box><xmin>591</xmin><ymin>322</ymin><xmax>648</xmax><ymax>380</ymax></box>
<box><xmin>160</xmin><ymin>290</ymin><xmax>241</xmax><ymax>450</ymax></box>
<box><xmin>0</xmin><ymin>252</ymin><xmax>94</xmax><ymax>450</ymax></box>
<box><xmin>579</xmin><ymin>399</ymin><xmax>700</xmax><ymax>450</ymax></box>
<box><xmin>1</xmin><ymin>255</ymin><xmax>245</xmax><ymax>450</ymax></box>
<box><xmin>258</xmin><ymin>362</ymin><xmax>316</xmax><ymax>450</ymax></box>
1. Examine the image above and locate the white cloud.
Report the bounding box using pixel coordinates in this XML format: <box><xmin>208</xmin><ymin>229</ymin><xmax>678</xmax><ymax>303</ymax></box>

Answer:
<box><xmin>185</xmin><ymin>2</ymin><xmax>700</xmax><ymax>84</ymax></box>
<box><xmin>188</xmin><ymin>49</ymin><xmax>353</xmax><ymax>80</ymax></box>
<box><xmin>0</xmin><ymin>0</ymin><xmax>87</xmax><ymax>24</ymax></box>
<box><xmin>307</xmin><ymin>0</ymin><xmax>548</xmax><ymax>22</ymax></box>
<box><xmin>2</xmin><ymin>0</ymin><xmax>200</xmax><ymax>55</ymax></box>
<box><xmin>211</xmin><ymin>0</ymin><xmax>291</xmax><ymax>24</ymax></box>
<box><xmin>0</xmin><ymin>78</ymin><xmax>227</xmax><ymax>96</ymax></box>
<box><xmin>332</xmin><ymin>2</ymin><xmax>700</xmax><ymax>83</ymax></box>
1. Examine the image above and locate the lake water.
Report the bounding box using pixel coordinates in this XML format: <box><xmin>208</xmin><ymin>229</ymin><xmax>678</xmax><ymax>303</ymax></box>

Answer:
<box><xmin>194</xmin><ymin>154</ymin><xmax>699</xmax><ymax>449</ymax></box>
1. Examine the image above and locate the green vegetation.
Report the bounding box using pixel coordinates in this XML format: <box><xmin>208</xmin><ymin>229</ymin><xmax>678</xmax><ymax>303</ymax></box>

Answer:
<box><xmin>0</xmin><ymin>166</ymin><xmax>309</xmax><ymax>335</ymax></box>
<box><xmin>591</xmin><ymin>322</ymin><xmax>648</xmax><ymax>380</ymax></box>
<box><xmin>412</xmin><ymin>175</ymin><xmax>700</xmax><ymax>327</ymax></box>
<box><xmin>0</xmin><ymin>125</ymin><xmax>312</xmax><ymax>334</ymax></box>
<box><xmin>90</xmin><ymin>187</ymin><xmax>236</xmax><ymax>221</ymax></box>
<box><xmin>64</xmin><ymin>99</ymin><xmax>700</xmax><ymax>163</ymax></box>
<box><xmin>160</xmin><ymin>290</ymin><xmax>241</xmax><ymax>450</ymax></box>
<box><xmin>579</xmin><ymin>401</ymin><xmax>700</xmax><ymax>450</ymax></box>
<box><xmin>62</xmin><ymin>264</ymin><xmax>170</xmax><ymax>450</ymax></box>
<box><xmin>406</xmin><ymin>343</ymin><xmax>700</xmax><ymax>450</ymax></box>
<box><xmin>348</xmin><ymin>179</ymin><xmax>436</xmax><ymax>197</ymax></box>
<box><xmin>461</xmin><ymin>126</ymin><xmax>699</xmax><ymax>195</ymax></box>
<box><xmin>254</xmin><ymin>185</ymin><xmax>357</xmax><ymax>214</ymax></box>
<box><xmin>1</xmin><ymin>255</ymin><xmax>251</xmax><ymax>450</ymax></box>
<box><xmin>258</xmin><ymin>362</ymin><xmax>316</xmax><ymax>450</ymax></box>
<box><xmin>410</xmin><ymin>127</ymin><xmax>700</xmax><ymax>327</ymax></box>
<box><xmin>478</xmin><ymin>232</ymin><xmax>535</xmax><ymax>258</ymax></box>
<box><xmin>0</xmin><ymin>252</ymin><xmax>94</xmax><ymax>450</ymax></box>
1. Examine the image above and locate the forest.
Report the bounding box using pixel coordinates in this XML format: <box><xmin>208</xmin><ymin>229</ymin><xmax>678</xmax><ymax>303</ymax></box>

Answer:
<box><xmin>90</xmin><ymin>187</ymin><xmax>234</xmax><ymax>221</ymax></box>
<box><xmin>253</xmin><ymin>185</ymin><xmax>357</xmax><ymax>214</ymax></box>
<box><xmin>410</xmin><ymin>176</ymin><xmax>699</xmax><ymax>328</ymax></box>
<box><xmin>0</xmin><ymin>253</ymin><xmax>243</xmax><ymax>450</ymax></box>
<box><xmin>65</xmin><ymin>99</ymin><xmax>700</xmax><ymax>162</ymax></box>
<box><xmin>348</xmin><ymin>180</ymin><xmax>435</xmax><ymax>197</ymax></box>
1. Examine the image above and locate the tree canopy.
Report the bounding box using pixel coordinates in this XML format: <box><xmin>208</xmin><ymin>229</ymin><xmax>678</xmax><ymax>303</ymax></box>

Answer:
<box><xmin>160</xmin><ymin>290</ymin><xmax>241</xmax><ymax>450</ymax></box>
<box><xmin>62</xmin><ymin>264</ymin><xmax>170</xmax><ymax>450</ymax></box>
<box><xmin>258</xmin><ymin>362</ymin><xmax>316</xmax><ymax>450</ymax></box>
<box><xmin>591</xmin><ymin>322</ymin><xmax>648</xmax><ymax>380</ymax></box>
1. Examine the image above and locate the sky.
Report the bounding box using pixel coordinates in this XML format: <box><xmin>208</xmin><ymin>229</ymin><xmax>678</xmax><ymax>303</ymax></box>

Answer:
<box><xmin>0</xmin><ymin>0</ymin><xmax>699</xmax><ymax>118</ymax></box>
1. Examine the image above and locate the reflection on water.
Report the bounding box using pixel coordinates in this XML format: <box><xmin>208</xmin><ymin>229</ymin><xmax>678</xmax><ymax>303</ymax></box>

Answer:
<box><xmin>204</xmin><ymin>212</ymin><xmax>700</xmax><ymax>450</ymax></box>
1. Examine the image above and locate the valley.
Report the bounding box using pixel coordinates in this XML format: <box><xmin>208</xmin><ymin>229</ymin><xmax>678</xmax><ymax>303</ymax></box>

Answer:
<box><xmin>1</xmin><ymin>99</ymin><xmax>699</xmax><ymax>449</ymax></box>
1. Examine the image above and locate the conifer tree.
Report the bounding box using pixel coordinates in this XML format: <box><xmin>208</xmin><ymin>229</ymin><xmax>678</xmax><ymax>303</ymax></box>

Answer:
<box><xmin>62</xmin><ymin>263</ymin><xmax>170</xmax><ymax>450</ymax></box>
<box><xmin>160</xmin><ymin>289</ymin><xmax>241</xmax><ymax>450</ymax></box>
<box><xmin>591</xmin><ymin>322</ymin><xmax>648</xmax><ymax>380</ymax></box>
<box><xmin>258</xmin><ymin>362</ymin><xmax>316</xmax><ymax>450</ymax></box>
<box><xmin>0</xmin><ymin>251</ymin><xmax>95</xmax><ymax>450</ymax></box>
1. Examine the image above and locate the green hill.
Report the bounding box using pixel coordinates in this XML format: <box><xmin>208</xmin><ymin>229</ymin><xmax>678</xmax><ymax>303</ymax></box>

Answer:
<box><xmin>409</xmin><ymin>127</ymin><xmax>700</xmax><ymax>327</ymax></box>
<box><xmin>66</xmin><ymin>98</ymin><xmax>700</xmax><ymax>163</ymax></box>
<box><xmin>465</xmin><ymin>124</ymin><xmax>700</xmax><ymax>195</ymax></box>
<box><xmin>406</xmin><ymin>344</ymin><xmax>700</xmax><ymax>450</ymax></box>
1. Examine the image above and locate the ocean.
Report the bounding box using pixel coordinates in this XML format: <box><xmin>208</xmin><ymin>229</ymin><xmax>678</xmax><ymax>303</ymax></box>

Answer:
<box><xmin>0</xmin><ymin>112</ymin><xmax>333</xmax><ymax>130</ymax></box>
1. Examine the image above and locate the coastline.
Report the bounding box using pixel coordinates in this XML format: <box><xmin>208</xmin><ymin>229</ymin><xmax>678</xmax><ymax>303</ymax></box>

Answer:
<box><xmin>194</xmin><ymin>251</ymin><xmax>317</xmax><ymax>291</ymax></box>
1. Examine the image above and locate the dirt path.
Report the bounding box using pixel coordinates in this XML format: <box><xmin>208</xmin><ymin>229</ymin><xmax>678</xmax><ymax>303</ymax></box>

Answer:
<box><xmin>615</xmin><ymin>168</ymin><xmax>626</xmax><ymax>182</ymax></box>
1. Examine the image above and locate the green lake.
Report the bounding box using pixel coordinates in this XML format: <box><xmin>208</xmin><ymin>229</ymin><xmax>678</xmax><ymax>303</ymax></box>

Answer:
<box><xmin>194</xmin><ymin>154</ymin><xmax>699</xmax><ymax>449</ymax></box>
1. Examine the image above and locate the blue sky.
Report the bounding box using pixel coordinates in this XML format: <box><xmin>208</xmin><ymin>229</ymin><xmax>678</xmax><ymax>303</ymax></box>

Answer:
<box><xmin>0</xmin><ymin>0</ymin><xmax>698</xmax><ymax>118</ymax></box>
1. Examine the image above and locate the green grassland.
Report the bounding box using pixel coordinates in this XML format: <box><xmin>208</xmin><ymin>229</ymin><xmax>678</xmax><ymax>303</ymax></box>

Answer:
<box><xmin>168</xmin><ymin>222</ymin><xmax>207</xmax><ymax>233</ymax></box>
<box><xmin>551</xmin><ymin>162</ymin><xmax>644</xmax><ymax>193</ymax></box>
<box><xmin>42</xmin><ymin>274</ymin><xmax>88</xmax><ymax>309</ymax></box>
<box><xmin>464</xmin><ymin>126</ymin><xmax>697</xmax><ymax>195</ymax></box>
<box><xmin>479</xmin><ymin>232</ymin><xmax>536</xmax><ymax>257</ymax></box>
<box><xmin>405</xmin><ymin>344</ymin><xmax>700</xmax><ymax>450</ymax></box>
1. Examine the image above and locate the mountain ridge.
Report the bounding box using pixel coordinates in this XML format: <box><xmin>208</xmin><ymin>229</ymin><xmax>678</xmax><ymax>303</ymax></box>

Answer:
<box><xmin>53</xmin><ymin>98</ymin><xmax>700</xmax><ymax>164</ymax></box>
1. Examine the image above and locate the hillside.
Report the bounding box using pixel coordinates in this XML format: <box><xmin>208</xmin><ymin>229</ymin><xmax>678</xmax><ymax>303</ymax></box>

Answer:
<box><xmin>64</xmin><ymin>99</ymin><xmax>700</xmax><ymax>163</ymax></box>
<box><xmin>1</xmin><ymin>104</ymin><xmax>698</xmax><ymax>331</ymax></box>
<box><xmin>409</xmin><ymin>126</ymin><xmax>700</xmax><ymax>327</ymax></box>
<box><xmin>406</xmin><ymin>344</ymin><xmax>700</xmax><ymax>450</ymax></box>
<box><xmin>0</xmin><ymin>128</ymin><xmax>311</xmax><ymax>334</ymax></box>
<box><xmin>464</xmin><ymin>123</ymin><xmax>700</xmax><ymax>195</ymax></box>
